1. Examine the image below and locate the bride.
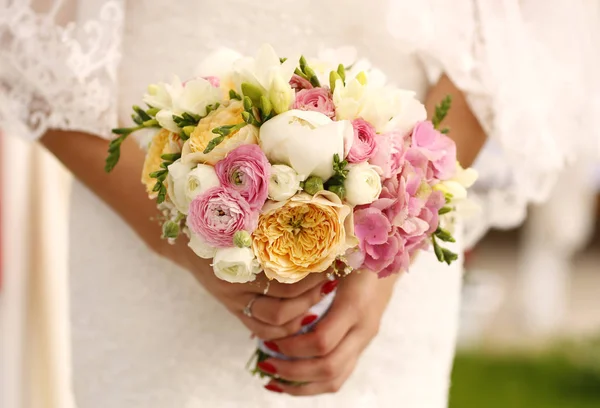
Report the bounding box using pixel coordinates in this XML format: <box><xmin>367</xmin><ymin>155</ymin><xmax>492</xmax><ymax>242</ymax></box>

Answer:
<box><xmin>1</xmin><ymin>0</ymin><xmax>595</xmax><ymax>407</ymax></box>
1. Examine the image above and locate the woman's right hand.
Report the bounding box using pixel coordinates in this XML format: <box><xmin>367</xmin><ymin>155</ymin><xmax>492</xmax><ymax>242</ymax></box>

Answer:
<box><xmin>171</xmin><ymin>241</ymin><xmax>334</xmax><ymax>341</ymax></box>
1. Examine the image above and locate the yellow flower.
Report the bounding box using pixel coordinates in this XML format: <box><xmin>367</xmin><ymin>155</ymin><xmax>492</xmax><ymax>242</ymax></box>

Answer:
<box><xmin>141</xmin><ymin>129</ymin><xmax>180</xmax><ymax>196</ymax></box>
<box><xmin>252</xmin><ymin>191</ymin><xmax>358</xmax><ymax>284</ymax></box>
<box><xmin>182</xmin><ymin>100</ymin><xmax>258</xmax><ymax>165</ymax></box>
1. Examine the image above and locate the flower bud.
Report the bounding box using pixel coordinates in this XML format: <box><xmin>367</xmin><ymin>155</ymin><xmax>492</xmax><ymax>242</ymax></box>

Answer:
<box><xmin>268</xmin><ymin>75</ymin><xmax>293</xmax><ymax>114</ymax></box>
<box><xmin>328</xmin><ymin>184</ymin><xmax>346</xmax><ymax>200</ymax></box>
<box><xmin>233</xmin><ymin>230</ymin><xmax>253</xmax><ymax>248</ymax></box>
<box><xmin>303</xmin><ymin>175</ymin><xmax>324</xmax><ymax>195</ymax></box>
<box><xmin>162</xmin><ymin>221</ymin><xmax>180</xmax><ymax>239</ymax></box>
<box><xmin>355</xmin><ymin>71</ymin><xmax>368</xmax><ymax>85</ymax></box>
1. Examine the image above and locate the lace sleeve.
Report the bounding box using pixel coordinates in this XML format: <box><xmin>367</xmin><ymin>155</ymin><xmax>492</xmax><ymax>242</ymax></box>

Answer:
<box><xmin>388</xmin><ymin>0</ymin><xmax>600</xmax><ymax>247</ymax></box>
<box><xmin>0</xmin><ymin>0</ymin><xmax>124</xmax><ymax>141</ymax></box>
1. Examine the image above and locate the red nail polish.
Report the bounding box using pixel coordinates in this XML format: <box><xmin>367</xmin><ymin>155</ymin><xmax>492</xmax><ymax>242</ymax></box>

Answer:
<box><xmin>321</xmin><ymin>280</ymin><xmax>339</xmax><ymax>295</ymax></box>
<box><xmin>257</xmin><ymin>361</ymin><xmax>277</xmax><ymax>375</ymax></box>
<box><xmin>264</xmin><ymin>341</ymin><xmax>280</xmax><ymax>353</ymax></box>
<box><xmin>301</xmin><ymin>314</ymin><xmax>318</xmax><ymax>326</ymax></box>
<box><xmin>265</xmin><ymin>383</ymin><xmax>283</xmax><ymax>393</ymax></box>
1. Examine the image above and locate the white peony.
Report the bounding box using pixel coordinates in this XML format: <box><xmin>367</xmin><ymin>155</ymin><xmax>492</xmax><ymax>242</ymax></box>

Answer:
<box><xmin>268</xmin><ymin>164</ymin><xmax>302</xmax><ymax>201</ymax></box>
<box><xmin>333</xmin><ymin>77</ymin><xmax>426</xmax><ymax>133</ymax></box>
<box><xmin>212</xmin><ymin>247</ymin><xmax>262</xmax><ymax>284</ymax></box>
<box><xmin>185</xmin><ymin>164</ymin><xmax>221</xmax><ymax>203</ymax></box>
<box><xmin>344</xmin><ymin>162</ymin><xmax>383</xmax><ymax>206</ymax></box>
<box><xmin>233</xmin><ymin>44</ymin><xmax>297</xmax><ymax>114</ymax></box>
<box><xmin>259</xmin><ymin>110</ymin><xmax>354</xmax><ymax>181</ymax></box>
<box><xmin>188</xmin><ymin>232</ymin><xmax>217</xmax><ymax>259</ymax></box>
<box><xmin>167</xmin><ymin>161</ymin><xmax>220</xmax><ymax>214</ymax></box>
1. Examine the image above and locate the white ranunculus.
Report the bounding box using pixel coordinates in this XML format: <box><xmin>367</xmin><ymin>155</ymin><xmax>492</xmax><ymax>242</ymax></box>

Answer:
<box><xmin>344</xmin><ymin>162</ymin><xmax>383</xmax><ymax>206</ymax></box>
<box><xmin>185</xmin><ymin>164</ymin><xmax>221</xmax><ymax>203</ymax></box>
<box><xmin>188</xmin><ymin>232</ymin><xmax>217</xmax><ymax>259</ymax></box>
<box><xmin>268</xmin><ymin>164</ymin><xmax>301</xmax><ymax>201</ymax></box>
<box><xmin>167</xmin><ymin>160</ymin><xmax>196</xmax><ymax>214</ymax></box>
<box><xmin>333</xmin><ymin>78</ymin><xmax>426</xmax><ymax>133</ymax></box>
<box><xmin>233</xmin><ymin>44</ymin><xmax>297</xmax><ymax>113</ymax></box>
<box><xmin>260</xmin><ymin>110</ymin><xmax>353</xmax><ymax>181</ymax></box>
<box><xmin>212</xmin><ymin>247</ymin><xmax>262</xmax><ymax>283</ymax></box>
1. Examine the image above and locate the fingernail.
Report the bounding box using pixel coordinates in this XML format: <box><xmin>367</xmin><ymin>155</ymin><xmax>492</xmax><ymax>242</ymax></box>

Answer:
<box><xmin>321</xmin><ymin>279</ymin><xmax>339</xmax><ymax>295</ymax></box>
<box><xmin>301</xmin><ymin>314</ymin><xmax>318</xmax><ymax>326</ymax></box>
<box><xmin>264</xmin><ymin>341</ymin><xmax>280</xmax><ymax>353</ymax></box>
<box><xmin>258</xmin><ymin>361</ymin><xmax>277</xmax><ymax>375</ymax></box>
<box><xmin>265</xmin><ymin>383</ymin><xmax>283</xmax><ymax>393</ymax></box>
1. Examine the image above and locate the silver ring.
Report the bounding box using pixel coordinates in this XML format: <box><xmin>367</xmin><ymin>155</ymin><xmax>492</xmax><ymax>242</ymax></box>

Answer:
<box><xmin>243</xmin><ymin>295</ymin><xmax>259</xmax><ymax>318</ymax></box>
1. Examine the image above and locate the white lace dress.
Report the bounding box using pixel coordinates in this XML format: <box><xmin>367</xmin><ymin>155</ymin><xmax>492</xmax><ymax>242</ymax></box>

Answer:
<box><xmin>1</xmin><ymin>1</ymin><xmax>598</xmax><ymax>407</ymax></box>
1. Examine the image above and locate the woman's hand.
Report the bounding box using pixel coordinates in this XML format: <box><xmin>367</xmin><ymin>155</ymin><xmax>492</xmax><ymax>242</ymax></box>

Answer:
<box><xmin>257</xmin><ymin>271</ymin><xmax>399</xmax><ymax>395</ymax></box>
<box><xmin>171</xmin><ymin>240</ymin><xmax>333</xmax><ymax>341</ymax></box>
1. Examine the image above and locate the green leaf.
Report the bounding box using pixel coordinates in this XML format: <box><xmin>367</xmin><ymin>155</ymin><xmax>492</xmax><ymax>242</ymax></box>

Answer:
<box><xmin>432</xmin><ymin>95</ymin><xmax>452</xmax><ymax>129</ymax></box>
<box><xmin>203</xmin><ymin>135</ymin><xmax>226</xmax><ymax>154</ymax></box>
<box><xmin>229</xmin><ymin>89</ymin><xmax>242</xmax><ymax>101</ymax></box>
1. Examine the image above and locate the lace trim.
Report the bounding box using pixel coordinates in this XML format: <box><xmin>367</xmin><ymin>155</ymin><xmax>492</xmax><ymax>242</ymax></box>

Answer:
<box><xmin>0</xmin><ymin>1</ymin><xmax>124</xmax><ymax>140</ymax></box>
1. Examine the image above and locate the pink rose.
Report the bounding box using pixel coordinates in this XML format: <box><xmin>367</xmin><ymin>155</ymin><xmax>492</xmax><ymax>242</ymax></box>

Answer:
<box><xmin>292</xmin><ymin>88</ymin><xmax>335</xmax><ymax>119</ymax></box>
<box><xmin>289</xmin><ymin>74</ymin><xmax>314</xmax><ymax>92</ymax></box>
<box><xmin>411</xmin><ymin>121</ymin><xmax>457</xmax><ymax>180</ymax></box>
<box><xmin>215</xmin><ymin>144</ymin><xmax>270</xmax><ymax>211</ymax></box>
<box><xmin>347</xmin><ymin>119</ymin><xmax>378</xmax><ymax>163</ymax></box>
<box><xmin>369</xmin><ymin>131</ymin><xmax>406</xmax><ymax>179</ymax></box>
<box><xmin>187</xmin><ymin>187</ymin><xmax>258</xmax><ymax>248</ymax></box>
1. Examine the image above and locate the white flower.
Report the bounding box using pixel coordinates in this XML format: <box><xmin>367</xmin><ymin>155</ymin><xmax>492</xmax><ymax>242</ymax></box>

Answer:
<box><xmin>195</xmin><ymin>47</ymin><xmax>242</xmax><ymax>93</ymax></box>
<box><xmin>333</xmin><ymin>78</ymin><xmax>426</xmax><ymax>133</ymax></box>
<box><xmin>167</xmin><ymin>161</ymin><xmax>220</xmax><ymax>214</ymax></box>
<box><xmin>212</xmin><ymin>247</ymin><xmax>262</xmax><ymax>283</ymax></box>
<box><xmin>185</xmin><ymin>164</ymin><xmax>221</xmax><ymax>203</ymax></box>
<box><xmin>311</xmin><ymin>47</ymin><xmax>387</xmax><ymax>87</ymax></box>
<box><xmin>167</xmin><ymin>160</ymin><xmax>196</xmax><ymax>214</ymax></box>
<box><xmin>233</xmin><ymin>44</ymin><xmax>297</xmax><ymax>113</ymax></box>
<box><xmin>268</xmin><ymin>164</ymin><xmax>302</xmax><ymax>201</ymax></box>
<box><xmin>435</xmin><ymin>162</ymin><xmax>479</xmax><ymax>200</ymax></box>
<box><xmin>344</xmin><ymin>162</ymin><xmax>382</xmax><ymax>206</ymax></box>
<box><xmin>259</xmin><ymin>110</ymin><xmax>353</xmax><ymax>180</ymax></box>
<box><xmin>188</xmin><ymin>232</ymin><xmax>217</xmax><ymax>259</ymax></box>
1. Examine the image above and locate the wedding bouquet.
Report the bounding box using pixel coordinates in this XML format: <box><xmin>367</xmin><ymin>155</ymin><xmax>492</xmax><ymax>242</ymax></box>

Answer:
<box><xmin>105</xmin><ymin>44</ymin><xmax>476</xmax><ymax>379</ymax></box>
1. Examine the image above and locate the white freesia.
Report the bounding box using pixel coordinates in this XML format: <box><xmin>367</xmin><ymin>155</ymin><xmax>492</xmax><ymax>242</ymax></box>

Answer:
<box><xmin>268</xmin><ymin>164</ymin><xmax>302</xmax><ymax>201</ymax></box>
<box><xmin>185</xmin><ymin>164</ymin><xmax>221</xmax><ymax>202</ymax></box>
<box><xmin>435</xmin><ymin>162</ymin><xmax>479</xmax><ymax>200</ymax></box>
<box><xmin>260</xmin><ymin>110</ymin><xmax>353</xmax><ymax>180</ymax></box>
<box><xmin>188</xmin><ymin>232</ymin><xmax>217</xmax><ymax>259</ymax></box>
<box><xmin>167</xmin><ymin>160</ymin><xmax>196</xmax><ymax>214</ymax></box>
<box><xmin>311</xmin><ymin>47</ymin><xmax>387</xmax><ymax>87</ymax></box>
<box><xmin>344</xmin><ymin>162</ymin><xmax>383</xmax><ymax>206</ymax></box>
<box><xmin>333</xmin><ymin>77</ymin><xmax>426</xmax><ymax>133</ymax></box>
<box><xmin>195</xmin><ymin>47</ymin><xmax>242</xmax><ymax>94</ymax></box>
<box><xmin>233</xmin><ymin>44</ymin><xmax>297</xmax><ymax>113</ymax></box>
<box><xmin>212</xmin><ymin>247</ymin><xmax>262</xmax><ymax>284</ymax></box>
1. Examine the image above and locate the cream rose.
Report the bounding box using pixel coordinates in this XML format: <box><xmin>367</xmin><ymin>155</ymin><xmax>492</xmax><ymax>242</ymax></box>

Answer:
<box><xmin>182</xmin><ymin>100</ymin><xmax>259</xmax><ymax>165</ymax></box>
<box><xmin>188</xmin><ymin>232</ymin><xmax>217</xmax><ymax>259</ymax></box>
<box><xmin>212</xmin><ymin>247</ymin><xmax>262</xmax><ymax>283</ymax></box>
<box><xmin>253</xmin><ymin>191</ymin><xmax>358</xmax><ymax>284</ymax></box>
<box><xmin>259</xmin><ymin>110</ymin><xmax>353</xmax><ymax>180</ymax></box>
<box><xmin>268</xmin><ymin>164</ymin><xmax>302</xmax><ymax>201</ymax></box>
<box><xmin>344</xmin><ymin>162</ymin><xmax>383</xmax><ymax>206</ymax></box>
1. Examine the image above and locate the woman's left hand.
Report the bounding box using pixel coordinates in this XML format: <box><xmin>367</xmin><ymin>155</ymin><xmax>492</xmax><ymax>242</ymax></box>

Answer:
<box><xmin>259</xmin><ymin>270</ymin><xmax>400</xmax><ymax>396</ymax></box>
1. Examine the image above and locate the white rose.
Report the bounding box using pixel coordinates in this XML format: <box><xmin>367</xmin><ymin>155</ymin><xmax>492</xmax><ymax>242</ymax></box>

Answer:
<box><xmin>344</xmin><ymin>162</ymin><xmax>383</xmax><ymax>206</ymax></box>
<box><xmin>333</xmin><ymin>78</ymin><xmax>426</xmax><ymax>133</ymax></box>
<box><xmin>212</xmin><ymin>247</ymin><xmax>262</xmax><ymax>284</ymax></box>
<box><xmin>260</xmin><ymin>110</ymin><xmax>353</xmax><ymax>180</ymax></box>
<box><xmin>167</xmin><ymin>160</ymin><xmax>196</xmax><ymax>214</ymax></box>
<box><xmin>188</xmin><ymin>232</ymin><xmax>217</xmax><ymax>259</ymax></box>
<box><xmin>185</xmin><ymin>164</ymin><xmax>221</xmax><ymax>203</ymax></box>
<box><xmin>268</xmin><ymin>164</ymin><xmax>301</xmax><ymax>201</ymax></box>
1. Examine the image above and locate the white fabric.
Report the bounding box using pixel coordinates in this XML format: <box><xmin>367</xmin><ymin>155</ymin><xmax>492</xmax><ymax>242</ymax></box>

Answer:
<box><xmin>0</xmin><ymin>0</ymin><xmax>597</xmax><ymax>407</ymax></box>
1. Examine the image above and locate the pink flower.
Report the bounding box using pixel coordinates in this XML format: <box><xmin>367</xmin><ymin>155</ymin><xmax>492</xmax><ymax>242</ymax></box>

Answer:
<box><xmin>347</xmin><ymin>119</ymin><xmax>378</xmax><ymax>163</ymax></box>
<box><xmin>411</xmin><ymin>121</ymin><xmax>457</xmax><ymax>180</ymax></box>
<box><xmin>215</xmin><ymin>144</ymin><xmax>270</xmax><ymax>211</ymax></box>
<box><xmin>289</xmin><ymin>74</ymin><xmax>314</xmax><ymax>92</ymax></box>
<box><xmin>369</xmin><ymin>131</ymin><xmax>406</xmax><ymax>179</ymax></box>
<box><xmin>292</xmin><ymin>88</ymin><xmax>335</xmax><ymax>119</ymax></box>
<box><xmin>187</xmin><ymin>187</ymin><xmax>258</xmax><ymax>248</ymax></box>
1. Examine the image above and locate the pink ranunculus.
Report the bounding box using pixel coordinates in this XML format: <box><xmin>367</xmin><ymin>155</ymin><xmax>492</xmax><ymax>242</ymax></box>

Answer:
<box><xmin>347</xmin><ymin>118</ymin><xmax>378</xmax><ymax>163</ymax></box>
<box><xmin>187</xmin><ymin>187</ymin><xmax>258</xmax><ymax>248</ymax></box>
<box><xmin>214</xmin><ymin>144</ymin><xmax>271</xmax><ymax>211</ymax></box>
<box><xmin>369</xmin><ymin>131</ymin><xmax>406</xmax><ymax>179</ymax></box>
<box><xmin>289</xmin><ymin>74</ymin><xmax>314</xmax><ymax>92</ymax></box>
<box><xmin>411</xmin><ymin>121</ymin><xmax>457</xmax><ymax>180</ymax></box>
<box><xmin>292</xmin><ymin>88</ymin><xmax>335</xmax><ymax>119</ymax></box>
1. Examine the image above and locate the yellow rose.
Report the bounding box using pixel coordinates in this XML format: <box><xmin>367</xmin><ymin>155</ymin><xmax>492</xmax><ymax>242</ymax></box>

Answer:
<box><xmin>252</xmin><ymin>191</ymin><xmax>358</xmax><ymax>284</ymax></box>
<box><xmin>182</xmin><ymin>100</ymin><xmax>258</xmax><ymax>165</ymax></box>
<box><xmin>141</xmin><ymin>129</ymin><xmax>180</xmax><ymax>196</ymax></box>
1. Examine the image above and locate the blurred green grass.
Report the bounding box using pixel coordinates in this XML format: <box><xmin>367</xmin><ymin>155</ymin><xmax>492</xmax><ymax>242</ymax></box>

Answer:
<box><xmin>449</xmin><ymin>348</ymin><xmax>600</xmax><ymax>408</ymax></box>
